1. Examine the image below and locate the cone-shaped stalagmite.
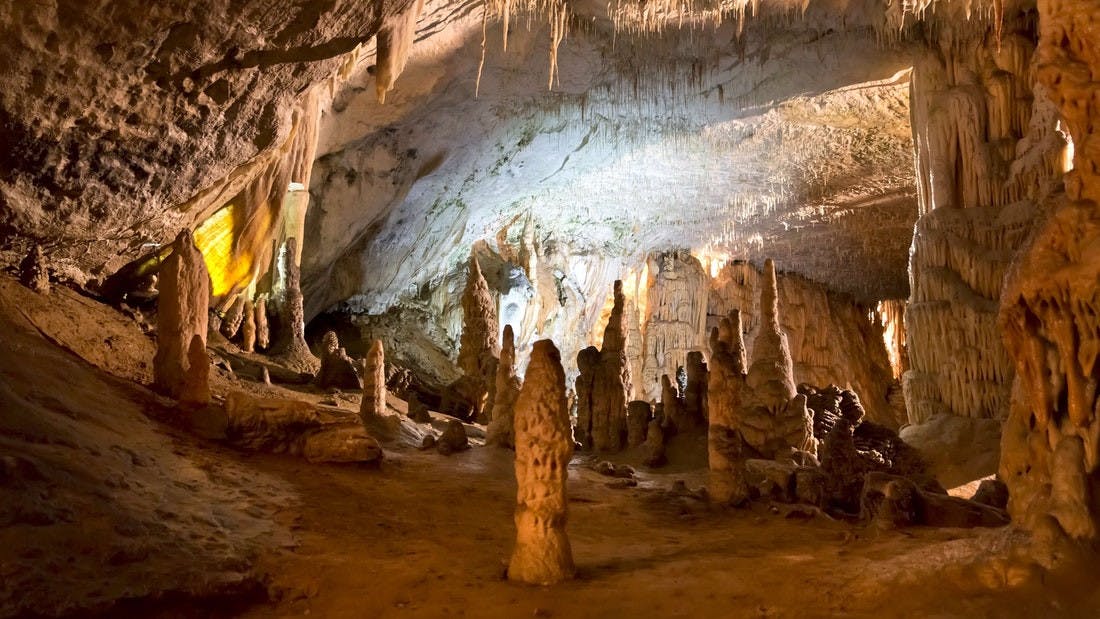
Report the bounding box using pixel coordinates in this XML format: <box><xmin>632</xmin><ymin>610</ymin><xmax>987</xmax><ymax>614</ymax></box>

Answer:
<box><xmin>708</xmin><ymin>310</ymin><xmax>749</xmax><ymax>504</ymax></box>
<box><xmin>272</xmin><ymin>238</ymin><xmax>319</xmax><ymax>372</ymax></box>
<box><xmin>508</xmin><ymin>339</ymin><xmax>574</xmax><ymax>585</ymax></box>
<box><xmin>573</xmin><ymin>346</ymin><xmax>600</xmax><ymax>448</ymax></box>
<box><xmin>457</xmin><ymin>256</ymin><xmax>500</xmax><ymax>419</ymax></box>
<box><xmin>488</xmin><ymin>325</ymin><xmax>523</xmax><ymax>447</ymax></box>
<box><xmin>19</xmin><ymin>244</ymin><xmax>49</xmax><ymax>294</ymax></box>
<box><xmin>591</xmin><ymin>280</ymin><xmax>632</xmax><ymax>452</ymax></box>
<box><xmin>741</xmin><ymin>259</ymin><xmax>816</xmax><ymax>458</ymax></box>
<box><xmin>153</xmin><ymin>229</ymin><xmax>210</xmax><ymax>405</ymax></box>
<box><xmin>360</xmin><ymin>339</ymin><xmax>386</xmax><ymax>423</ymax></box>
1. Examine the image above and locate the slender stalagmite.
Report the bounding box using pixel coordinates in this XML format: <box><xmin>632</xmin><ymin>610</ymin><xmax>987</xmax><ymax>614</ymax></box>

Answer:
<box><xmin>272</xmin><ymin>237</ymin><xmax>318</xmax><ymax>371</ymax></box>
<box><xmin>360</xmin><ymin>339</ymin><xmax>386</xmax><ymax>424</ymax></box>
<box><xmin>254</xmin><ymin>297</ymin><xmax>269</xmax><ymax>350</ymax></box>
<box><xmin>241</xmin><ymin>298</ymin><xmax>256</xmax><ymax>353</ymax></box>
<box><xmin>508</xmin><ymin>339</ymin><xmax>574</xmax><ymax>585</ymax></box>
<box><xmin>708</xmin><ymin>311</ymin><xmax>749</xmax><ymax>504</ymax></box>
<box><xmin>591</xmin><ymin>280</ymin><xmax>631</xmax><ymax>452</ymax></box>
<box><xmin>488</xmin><ymin>325</ymin><xmax>522</xmax><ymax>447</ymax></box>
<box><xmin>457</xmin><ymin>256</ymin><xmax>500</xmax><ymax>419</ymax></box>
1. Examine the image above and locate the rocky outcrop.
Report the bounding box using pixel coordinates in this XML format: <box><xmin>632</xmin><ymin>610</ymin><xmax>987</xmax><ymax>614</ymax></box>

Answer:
<box><xmin>456</xmin><ymin>256</ymin><xmax>500</xmax><ymax>420</ymax></box>
<box><xmin>508</xmin><ymin>339</ymin><xmax>574</xmax><ymax>585</ymax></box>
<box><xmin>626</xmin><ymin>400</ymin><xmax>651</xmax><ymax>447</ymax></box>
<box><xmin>316</xmin><ymin>331</ymin><xmax>362</xmax><ymax>390</ymax></box>
<box><xmin>738</xmin><ymin>259</ymin><xmax>815</xmax><ymax>459</ymax></box>
<box><xmin>487</xmin><ymin>325</ymin><xmax>522</xmax><ymax>447</ymax></box>
<box><xmin>590</xmin><ymin>280</ymin><xmax>632</xmax><ymax>452</ymax></box>
<box><xmin>18</xmin><ymin>245</ymin><xmax>49</xmax><ymax>294</ymax></box>
<box><xmin>437</xmin><ymin>419</ymin><xmax>470</xmax><ymax>455</ymax></box>
<box><xmin>152</xmin><ymin>229</ymin><xmax>210</xmax><ymax>405</ymax></box>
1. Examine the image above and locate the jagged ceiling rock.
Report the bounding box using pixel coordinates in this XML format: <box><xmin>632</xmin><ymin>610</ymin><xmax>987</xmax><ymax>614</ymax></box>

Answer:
<box><xmin>304</xmin><ymin>5</ymin><xmax>919</xmax><ymax>321</ymax></box>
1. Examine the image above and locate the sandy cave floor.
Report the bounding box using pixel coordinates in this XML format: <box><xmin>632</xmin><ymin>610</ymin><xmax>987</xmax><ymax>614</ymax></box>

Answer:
<box><xmin>2</xmin><ymin>275</ymin><xmax>1100</xmax><ymax>619</ymax></box>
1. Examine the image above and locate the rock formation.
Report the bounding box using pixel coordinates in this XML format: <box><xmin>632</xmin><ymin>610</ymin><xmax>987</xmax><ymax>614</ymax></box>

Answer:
<box><xmin>271</xmin><ymin>238</ymin><xmax>319</xmax><ymax>373</ymax></box>
<box><xmin>254</xmin><ymin>298</ymin><xmax>270</xmax><ymax>351</ymax></box>
<box><xmin>487</xmin><ymin>325</ymin><xmax>522</xmax><ymax>447</ymax></box>
<box><xmin>643</xmin><ymin>417</ymin><xmax>667</xmax><ymax>468</ymax></box>
<box><xmin>626</xmin><ymin>400</ymin><xmax>651</xmax><ymax>447</ymax></box>
<box><xmin>641</xmin><ymin>250</ymin><xmax>709</xmax><ymax>400</ymax></box>
<box><xmin>316</xmin><ymin>331</ymin><xmax>362</xmax><ymax>390</ymax></box>
<box><xmin>220</xmin><ymin>295</ymin><xmax>245</xmax><ymax>339</ymax></box>
<box><xmin>707</xmin><ymin>310</ymin><xmax>749</xmax><ymax>504</ymax></box>
<box><xmin>739</xmin><ymin>259</ymin><xmax>815</xmax><ymax>458</ymax></box>
<box><xmin>660</xmin><ymin>374</ymin><xmax>683</xmax><ymax>433</ymax></box>
<box><xmin>153</xmin><ymin>229</ymin><xmax>211</xmax><ymax>405</ymax></box>
<box><xmin>437</xmin><ymin>419</ymin><xmax>470</xmax><ymax>455</ymax></box>
<box><xmin>360</xmin><ymin>339</ymin><xmax>386</xmax><ymax>423</ymax></box>
<box><xmin>18</xmin><ymin>245</ymin><xmax>49</xmax><ymax>295</ymax></box>
<box><xmin>456</xmin><ymin>256</ymin><xmax>500</xmax><ymax>420</ymax></box>
<box><xmin>241</xmin><ymin>299</ymin><xmax>257</xmax><ymax>353</ymax></box>
<box><xmin>682</xmin><ymin>351</ymin><xmax>707</xmax><ymax>427</ymax></box>
<box><xmin>508</xmin><ymin>339</ymin><xmax>574</xmax><ymax>585</ymax></box>
<box><xmin>590</xmin><ymin>280</ymin><xmax>632</xmax><ymax>452</ymax></box>
<box><xmin>573</xmin><ymin>345</ymin><xmax>600</xmax><ymax>449</ymax></box>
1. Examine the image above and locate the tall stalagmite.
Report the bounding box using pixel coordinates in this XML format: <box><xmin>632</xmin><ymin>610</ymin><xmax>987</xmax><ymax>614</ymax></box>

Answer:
<box><xmin>360</xmin><ymin>339</ymin><xmax>386</xmax><ymax>424</ymax></box>
<box><xmin>590</xmin><ymin>280</ymin><xmax>632</xmax><ymax>452</ymax></box>
<box><xmin>573</xmin><ymin>345</ymin><xmax>600</xmax><ymax>449</ymax></box>
<box><xmin>1000</xmin><ymin>0</ymin><xmax>1100</xmax><ymax>546</ymax></box>
<box><xmin>740</xmin><ymin>259</ymin><xmax>815</xmax><ymax>458</ymax></box>
<box><xmin>254</xmin><ymin>298</ymin><xmax>269</xmax><ymax>350</ymax></box>
<box><xmin>153</xmin><ymin>229</ymin><xmax>211</xmax><ymax>405</ymax></box>
<box><xmin>508</xmin><ymin>339</ymin><xmax>575</xmax><ymax>585</ymax></box>
<box><xmin>683</xmin><ymin>351</ymin><xmax>708</xmax><ymax>428</ymax></box>
<box><xmin>708</xmin><ymin>310</ymin><xmax>749</xmax><ymax>504</ymax></box>
<box><xmin>272</xmin><ymin>238</ymin><xmax>319</xmax><ymax>372</ymax></box>
<box><xmin>457</xmin><ymin>256</ymin><xmax>500</xmax><ymax>419</ymax></box>
<box><xmin>487</xmin><ymin>325</ymin><xmax>522</xmax><ymax>447</ymax></box>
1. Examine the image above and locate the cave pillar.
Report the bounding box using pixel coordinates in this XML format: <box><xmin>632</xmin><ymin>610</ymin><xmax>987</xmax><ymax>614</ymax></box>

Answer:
<box><xmin>272</xmin><ymin>237</ymin><xmax>319</xmax><ymax>372</ymax></box>
<box><xmin>999</xmin><ymin>1</ymin><xmax>1100</xmax><ymax>544</ymax></box>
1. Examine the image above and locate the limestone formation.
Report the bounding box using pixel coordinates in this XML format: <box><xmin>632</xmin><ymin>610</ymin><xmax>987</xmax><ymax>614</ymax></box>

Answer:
<box><xmin>573</xmin><ymin>345</ymin><xmax>599</xmax><ymax>448</ymax></box>
<box><xmin>303</xmin><ymin>427</ymin><xmax>384</xmax><ymax>464</ymax></box>
<box><xmin>153</xmin><ymin>230</ymin><xmax>211</xmax><ymax>405</ymax></box>
<box><xmin>508</xmin><ymin>339</ymin><xmax>574</xmax><ymax>585</ymax></box>
<box><xmin>997</xmin><ymin>0</ymin><xmax>1100</xmax><ymax>546</ymax></box>
<box><xmin>241</xmin><ymin>299</ymin><xmax>257</xmax><ymax>353</ymax></box>
<box><xmin>660</xmin><ymin>374</ymin><xmax>683</xmax><ymax>433</ymax></box>
<box><xmin>360</xmin><ymin>339</ymin><xmax>386</xmax><ymax>423</ymax></box>
<box><xmin>683</xmin><ymin>351</ymin><xmax>707</xmax><ymax>427</ymax></box>
<box><xmin>643</xmin><ymin>417</ymin><xmax>667</xmax><ymax>468</ymax></box>
<box><xmin>487</xmin><ymin>325</ymin><xmax>522</xmax><ymax>447</ymax></box>
<box><xmin>316</xmin><ymin>331</ymin><xmax>362</xmax><ymax>390</ymax></box>
<box><xmin>626</xmin><ymin>400</ymin><xmax>651</xmax><ymax>448</ymax></box>
<box><xmin>739</xmin><ymin>259</ymin><xmax>815</xmax><ymax>458</ymax></box>
<box><xmin>220</xmin><ymin>295</ymin><xmax>245</xmax><ymax>339</ymax></box>
<box><xmin>437</xmin><ymin>419</ymin><xmax>470</xmax><ymax>455</ymax></box>
<box><xmin>456</xmin><ymin>256</ymin><xmax>500</xmax><ymax>420</ymax></box>
<box><xmin>271</xmin><ymin>238</ymin><xmax>319</xmax><ymax>373</ymax></box>
<box><xmin>640</xmin><ymin>250</ymin><xmax>709</xmax><ymax>400</ymax></box>
<box><xmin>590</xmin><ymin>280</ymin><xmax>632</xmax><ymax>452</ymax></box>
<box><xmin>707</xmin><ymin>311</ymin><xmax>749</xmax><ymax>505</ymax></box>
<box><xmin>254</xmin><ymin>298</ymin><xmax>269</xmax><ymax>351</ymax></box>
<box><xmin>18</xmin><ymin>245</ymin><xmax>49</xmax><ymax>295</ymax></box>
<box><xmin>407</xmin><ymin>393</ymin><xmax>432</xmax><ymax>423</ymax></box>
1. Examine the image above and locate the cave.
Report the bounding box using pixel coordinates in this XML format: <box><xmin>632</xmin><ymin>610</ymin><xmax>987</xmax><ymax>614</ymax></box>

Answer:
<box><xmin>2</xmin><ymin>0</ymin><xmax>1100</xmax><ymax>616</ymax></box>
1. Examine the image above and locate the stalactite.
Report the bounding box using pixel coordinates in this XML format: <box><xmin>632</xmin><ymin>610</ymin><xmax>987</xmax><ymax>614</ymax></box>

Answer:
<box><xmin>374</xmin><ymin>0</ymin><xmax>426</xmax><ymax>104</ymax></box>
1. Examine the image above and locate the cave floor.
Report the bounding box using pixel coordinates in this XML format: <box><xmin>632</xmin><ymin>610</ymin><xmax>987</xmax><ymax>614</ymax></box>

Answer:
<box><xmin>1</xmin><ymin>275</ymin><xmax>1097</xmax><ymax>619</ymax></box>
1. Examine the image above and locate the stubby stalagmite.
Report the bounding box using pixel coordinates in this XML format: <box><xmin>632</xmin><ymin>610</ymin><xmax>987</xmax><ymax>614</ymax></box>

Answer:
<box><xmin>153</xmin><ymin>229</ymin><xmax>211</xmax><ymax>405</ymax></box>
<box><xmin>508</xmin><ymin>339</ymin><xmax>575</xmax><ymax>585</ymax></box>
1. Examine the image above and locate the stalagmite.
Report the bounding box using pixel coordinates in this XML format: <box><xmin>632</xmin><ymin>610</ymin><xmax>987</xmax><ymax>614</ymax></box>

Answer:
<box><xmin>590</xmin><ymin>280</ymin><xmax>632</xmax><ymax>452</ymax></box>
<box><xmin>508</xmin><ymin>339</ymin><xmax>574</xmax><ymax>585</ymax></box>
<box><xmin>683</xmin><ymin>351</ymin><xmax>707</xmax><ymax>427</ymax></box>
<box><xmin>456</xmin><ymin>256</ymin><xmax>500</xmax><ymax>421</ymax></box>
<box><xmin>708</xmin><ymin>311</ymin><xmax>749</xmax><ymax>505</ymax></box>
<box><xmin>241</xmin><ymin>299</ymin><xmax>256</xmax><ymax>353</ymax></box>
<box><xmin>487</xmin><ymin>325</ymin><xmax>522</xmax><ymax>447</ymax></box>
<box><xmin>272</xmin><ymin>238</ymin><xmax>318</xmax><ymax>372</ymax></box>
<box><xmin>316</xmin><ymin>331</ymin><xmax>362</xmax><ymax>390</ymax></box>
<box><xmin>254</xmin><ymin>298</ymin><xmax>269</xmax><ymax>351</ymax></box>
<box><xmin>220</xmin><ymin>295</ymin><xmax>245</xmax><ymax>339</ymax></box>
<box><xmin>360</xmin><ymin>339</ymin><xmax>386</xmax><ymax>424</ymax></box>
<box><xmin>18</xmin><ymin>244</ymin><xmax>49</xmax><ymax>295</ymax></box>
<box><xmin>739</xmin><ymin>259</ymin><xmax>815</xmax><ymax>458</ymax></box>
<box><xmin>626</xmin><ymin>400</ymin><xmax>651</xmax><ymax>447</ymax></box>
<box><xmin>573</xmin><ymin>346</ymin><xmax>600</xmax><ymax>449</ymax></box>
<box><xmin>661</xmin><ymin>374</ymin><xmax>684</xmax><ymax>432</ymax></box>
<box><xmin>153</xmin><ymin>229</ymin><xmax>211</xmax><ymax>405</ymax></box>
